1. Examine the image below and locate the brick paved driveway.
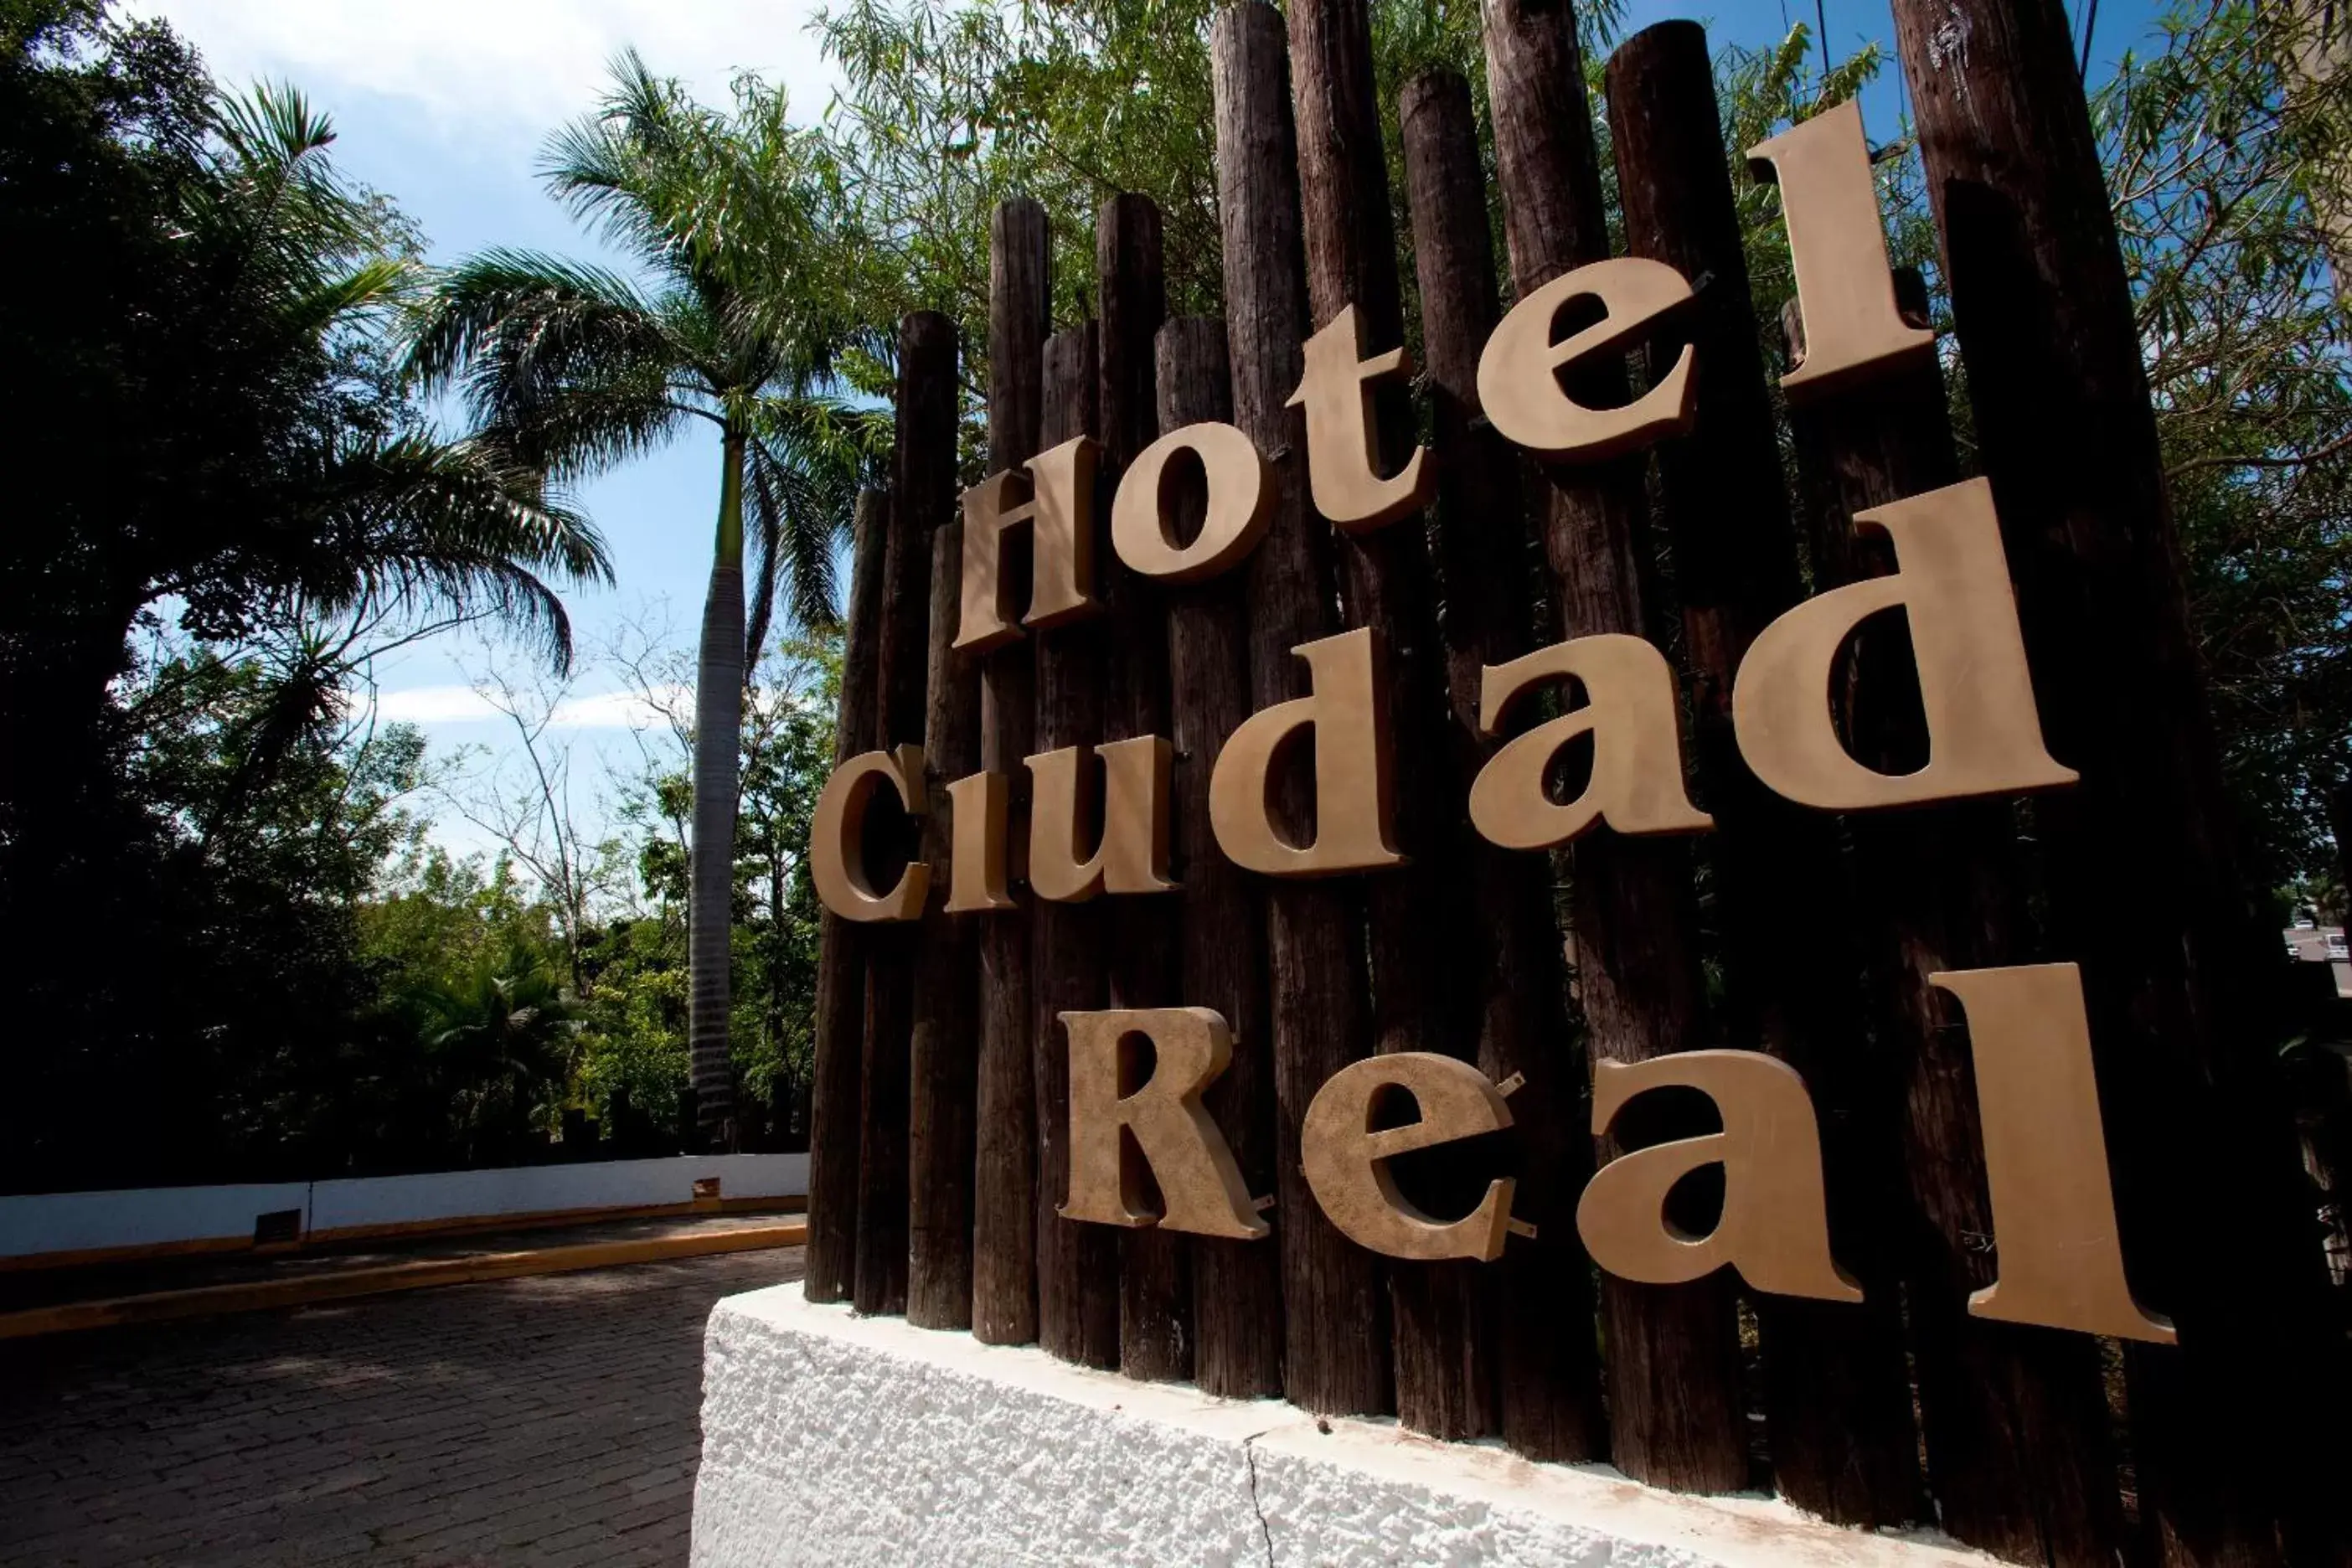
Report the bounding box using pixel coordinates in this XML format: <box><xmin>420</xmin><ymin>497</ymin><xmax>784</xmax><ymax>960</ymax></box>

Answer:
<box><xmin>0</xmin><ymin>1247</ymin><xmax>803</xmax><ymax>1566</ymax></box>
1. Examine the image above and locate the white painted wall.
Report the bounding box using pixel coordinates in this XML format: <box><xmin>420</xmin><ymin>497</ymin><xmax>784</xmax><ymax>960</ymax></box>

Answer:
<box><xmin>0</xmin><ymin>1183</ymin><xmax>312</xmax><ymax>1261</ymax></box>
<box><xmin>694</xmin><ymin>1288</ymin><xmax>1997</xmax><ymax>1568</ymax></box>
<box><xmin>308</xmin><ymin>1153</ymin><xmax>807</xmax><ymax>1234</ymax></box>
<box><xmin>0</xmin><ymin>1153</ymin><xmax>807</xmax><ymax>1261</ymax></box>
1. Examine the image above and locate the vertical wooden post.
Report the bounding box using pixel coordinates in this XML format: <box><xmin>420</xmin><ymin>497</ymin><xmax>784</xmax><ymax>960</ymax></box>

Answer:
<box><xmin>1096</xmin><ymin>194</ymin><xmax>1193</xmax><ymax>1383</ymax></box>
<box><xmin>1605</xmin><ymin>22</ymin><xmax>1923</xmax><ymax>1514</ymax></box>
<box><xmin>1210</xmin><ymin>0</ymin><xmax>1390</xmax><ymax>1416</ymax></box>
<box><xmin>1396</xmin><ymin>66</ymin><xmax>1607</xmax><ymax>1464</ymax></box>
<box><xmin>1032</xmin><ymin>321</ymin><xmax>1122</xmax><ymax>1369</ymax></box>
<box><xmin>805</xmin><ymin>487</ymin><xmax>889</xmax><ymax>1304</ymax></box>
<box><xmin>1288</xmin><ymin>0</ymin><xmax>1494</xmax><ymax>1442</ymax></box>
<box><xmin>972</xmin><ymin>198</ymin><xmax>1050</xmax><ymax>1347</ymax></box>
<box><xmin>908</xmin><ymin>319</ymin><xmax>977</xmax><ymax>1332</ymax></box>
<box><xmin>858</xmin><ymin>312</ymin><xmax>955</xmax><ymax>1316</ymax></box>
<box><xmin>1781</xmin><ymin>278</ymin><xmax>2126</xmax><ymax>1562</ymax></box>
<box><xmin>1158</xmin><ymin>314</ymin><xmax>1286</xmax><ymax>1399</ymax></box>
<box><xmin>1890</xmin><ymin>1</ymin><xmax>2349</xmax><ymax>1558</ymax></box>
<box><xmin>1480</xmin><ymin>0</ymin><xmax>1745</xmax><ymax>1491</ymax></box>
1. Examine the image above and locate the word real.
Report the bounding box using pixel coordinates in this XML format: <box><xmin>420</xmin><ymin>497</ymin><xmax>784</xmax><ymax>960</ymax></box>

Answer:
<box><xmin>809</xmin><ymin>101</ymin><xmax>2170</xmax><ymax>1346</ymax></box>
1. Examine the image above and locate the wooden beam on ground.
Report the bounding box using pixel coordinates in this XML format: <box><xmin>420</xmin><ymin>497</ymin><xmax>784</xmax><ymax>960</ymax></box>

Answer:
<box><xmin>1096</xmin><ymin>194</ymin><xmax>1192</xmax><ymax>1384</ymax></box>
<box><xmin>1604</xmin><ymin>19</ymin><xmax>1921</xmax><ymax>1517</ymax></box>
<box><xmin>1397</xmin><ymin>64</ymin><xmax>1608</xmax><ymax>1465</ymax></box>
<box><xmin>1032</xmin><ymin>322</ymin><xmax>1122</xmax><ymax>1369</ymax></box>
<box><xmin>806</xmin><ymin>490</ymin><xmax>889</xmax><ymax>1304</ymax></box>
<box><xmin>908</xmin><ymin>316</ymin><xmax>978</xmax><ymax>1332</ymax></box>
<box><xmin>1890</xmin><ymin>1</ymin><xmax>2349</xmax><ymax>1557</ymax></box>
<box><xmin>1781</xmin><ymin>276</ymin><xmax>2120</xmax><ymax>1559</ymax></box>
<box><xmin>1157</xmin><ymin>314</ymin><xmax>1286</xmax><ymax>1399</ymax></box>
<box><xmin>1209</xmin><ymin>0</ymin><xmax>1390</xmax><ymax>1417</ymax></box>
<box><xmin>857</xmin><ymin>312</ymin><xmax>954</xmax><ymax>1317</ymax></box>
<box><xmin>1287</xmin><ymin>0</ymin><xmax>1491</xmax><ymax>1442</ymax></box>
<box><xmin>972</xmin><ymin>198</ymin><xmax>1050</xmax><ymax>1348</ymax></box>
<box><xmin>1480</xmin><ymin>0</ymin><xmax>1743</xmax><ymax>1490</ymax></box>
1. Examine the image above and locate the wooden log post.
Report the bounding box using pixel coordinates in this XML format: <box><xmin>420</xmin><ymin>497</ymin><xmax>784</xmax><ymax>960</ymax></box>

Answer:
<box><xmin>805</xmin><ymin>487</ymin><xmax>890</xmax><ymax>1304</ymax></box>
<box><xmin>1094</xmin><ymin>194</ymin><xmax>1194</xmax><ymax>1383</ymax></box>
<box><xmin>908</xmin><ymin>315</ymin><xmax>979</xmax><ymax>1333</ymax></box>
<box><xmin>1210</xmin><ymin>0</ymin><xmax>1390</xmax><ymax>1416</ymax></box>
<box><xmin>1781</xmin><ymin>277</ymin><xmax>2128</xmax><ymax>1563</ymax></box>
<box><xmin>1287</xmin><ymin>0</ymin><xmax>1494</xmax><ymax>1442</ymax></box>
<box><xmin>1158</xmin><ymin>314</ymin><xmax>1287</xmax><ymax>1398</ymax></box>
<box><xmin>1396</xmin><ymin>65</ymin><xmax>1608</xmax><ymax>1464</ymax></box>
<box><xmin>858</xmin><ymin>312</ymin><xmax>955</xmax><ymax>1316</ymax></box>
<box><xmin>1479</xmin><ymin>0</ymin><xmax>1746</xmax><ymax>1490</ymax></box>
<box><xmin>1603</xmin><ymin>21</ymin><xmax>1924</xmax><ymax>1519</ymax></box>
<box><xmin>1890</xmin><ymin>2</ymin><xmax>2352</xmax><ymax>1560</ymax></box>
<box><xmin>1032</xmin><ymin>322</ymin><xmax>1122</xmax><ymax>1369</ymax></box>
<box><xmin>972</xmin><ymin>198</ymin><xmax>1050</xmax><ymax>1347</ymax></box>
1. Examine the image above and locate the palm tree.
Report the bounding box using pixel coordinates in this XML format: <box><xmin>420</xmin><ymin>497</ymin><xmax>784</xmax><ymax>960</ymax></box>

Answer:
<box><xmin>400</xmin><ymin>939</ymin><xmax>584</xmax><ymax>1165</ymax></box>
<box><xmin>405</xmin><ymin>57</ymin><xmax>887</xmax><ymax>1146</ymax></box>
<box><xmin>0</xmin><ymin>80</ymin><xmax>612</xmax><ymax>777</ymax></box>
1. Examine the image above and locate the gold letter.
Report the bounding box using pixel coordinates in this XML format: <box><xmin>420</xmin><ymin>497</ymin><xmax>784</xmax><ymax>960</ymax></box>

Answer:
<box><xmin>1930</xmin><ymin>964</ymin><xmax>2174</xmax><ymax>1344</ymax></box>
<box><xmin>1476</xmin><ymin>257</ymin><xmax>1697</xmax><ymax>462</ymax></box>
<box><xmin>1746</xmin><ymin>100</ymin><xmax>1935</xmax><ymax>400</ymax></box>
<box><xmin>1286</xmin><ymin>304</ymin><xmax>1435</xmax><ymax>532</ymax></box>
<box><xmin>811</xmin><ymin>745</ymin><xmax>929</xmax><ymax>923</ymax></box>
<box><xmin>1060</xmin><ymin>1007</ymin><xmax>1266</xmax><ymax>1239</ymax></box>
<box><xmin>1208</xmin><ymin>627</ymin><xmax>1402</xmax><ymax>876</ymax></box>
<box><xmin>1472</xmin><ymin>634</ymin><xmax>1711</xmax><ymax>848</ymax></box>
<box><xmin>1301</xmin><ymin>1052</ymin><xmax>1515</xmax><ymax>1261</ymax></box>
<box><xmin>1024</xmin><ymin>736</ymin><xmax>1177</xmax><ymax>902</ymax></box>
<box><xmin>954</xmin><ymin>436</ymin><xmax>1101</xmax><ymax>651</ymax></box>
<box><xmin>941</xmin><ymin>771</ymin><xmax>1016</xmax><ymax>914</ymax></box>
<box><xmin>1731</xmin><ymin>477</ymin><xmax>2077</xmax><ymax>810</ymax></box>
<box><xmin>1576</xmin><ymin>1050</ymin><xmax>1860</xmax><ymax>1302</ymax></box>
<box><xmin>1111</xmin><ymin>420</ymin><xmax>1277</xmax><ymax>582</ymax></box>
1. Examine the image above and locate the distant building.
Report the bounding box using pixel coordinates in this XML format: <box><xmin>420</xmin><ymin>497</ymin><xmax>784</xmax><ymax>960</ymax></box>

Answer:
<box><xmin>2284</xmin><ymin>922</ymin><xmax>2352</xmax><ymax>998</ymax></box>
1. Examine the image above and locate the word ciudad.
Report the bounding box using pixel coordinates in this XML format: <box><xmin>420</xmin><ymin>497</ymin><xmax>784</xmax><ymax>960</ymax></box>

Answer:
<box><xmin>810</xmin><ymin>102</ymin><xmax>2172</xmax><ymax>1347</ymax></box>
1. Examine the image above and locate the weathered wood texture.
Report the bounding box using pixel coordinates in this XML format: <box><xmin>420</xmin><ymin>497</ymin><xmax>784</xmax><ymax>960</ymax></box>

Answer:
<box><xmin>1782</xmin><ymin>281</ymin><xmax>2124</xmax><ymax>1561</ymax></box>
<box><xmin>857</xmin><ymin>312</ymin><xmax>956</xmax><ymax>1316</ymax></box>
<box><xmin>1210</xmin><ymin>0</ymin><xmax>1390</xmax><ymax>1416</ymax></box>
<box><xmin>1479</xmin><ymin>0</ymin><xmax>1742</xmax><ymax>1491</ymax></box>
<box><xmin>1288</xmin><ymin>0</ymin><xmax>1493</xmax><ymax>1442</ymax></box>
<box><xmin>1031</xmin><ymin>322</ymin><xmax>1122</xmax><ymax>1369</ymax></box>
<box><xmin>908</xmin><ymin>310</ymin><xmax>979</xmax><ymax>1329</ymax></box>
<box><xmin>1158</xmin><ymin>314</ymin><xmax>1286</xmax><ymax>1399</ymax></box>
<box><xmin>1096</xmin><ymin>194</ymin><xmax>1191</xmax><ymax>1383</ymax></box>
<box><xmin>1890</xmin><ymin>1</ymin><xmax>2349</xmax><ymax>1560</ymax></box>
<box><xmin>972</xmin><ymin>198</ymin><xmax>1050</xmax><ymax>1348</ymax></box>
<box><xmin>1397</xmin><ymin>66</ymin><xmax>1607</xmax><ymax>1465</ymax></box>
<box><xmin>1604</xmin><ymin>20</ymin><xmax>1921</xmax><ymax>1519</ymax></box>
<box><xmin>805</xmin><ymin>487</ymin><xmax>890</xmax><ymax>1304</ymax></box>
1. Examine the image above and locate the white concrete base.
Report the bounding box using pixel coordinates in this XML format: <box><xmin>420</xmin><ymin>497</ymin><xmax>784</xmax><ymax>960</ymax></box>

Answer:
<box><xmin>692</xmin><ymin>1286</ymin><xmax>1993</xmax><ymax>1568</ymax></box>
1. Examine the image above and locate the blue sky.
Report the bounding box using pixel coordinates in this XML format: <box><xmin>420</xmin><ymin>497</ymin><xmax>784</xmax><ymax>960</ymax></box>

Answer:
<box><xmin>135</xmin><ymin>0</ymin><xmax>2164</xmax><ymax>856</ymax></box>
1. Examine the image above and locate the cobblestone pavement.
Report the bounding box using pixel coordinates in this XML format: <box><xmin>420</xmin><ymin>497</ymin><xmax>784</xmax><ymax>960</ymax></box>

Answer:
<box><xmin>0</xmin><ymin>1247</ymin><xmax>803</xmax><ymax>1566</ymax></box>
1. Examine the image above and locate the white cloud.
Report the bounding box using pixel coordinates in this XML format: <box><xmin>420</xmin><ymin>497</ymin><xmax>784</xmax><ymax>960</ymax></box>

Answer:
<box><xmin>372</xmin><ymin>683</ymin><xmax>688</xmax><ymax>729</ymax></box>
<box><xmin>134</xmin><ymin>0</ymin><xmax>843</xmax><ymax>147</ymax></box>
<box><xmin>550</xmin><ymin>687</ymin><xmax>689</xmax><ymax>729</ymax></box>
<box><xmin>374</xmin><ymin>683</ymin><xmax>499</xmax><ymax>724</ymax></box>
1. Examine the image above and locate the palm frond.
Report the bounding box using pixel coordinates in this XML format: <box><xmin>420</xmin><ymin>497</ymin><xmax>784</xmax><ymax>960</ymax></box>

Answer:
<box><xmin>294</xmin><ymin>433</ymin><xmax>613</xmax><ymax>671</ymax></box>
<box><xmin>743</xmin><ymin>393</ymin><xmax>892</xmax><ymax>640</ymax></box>
<box><xmin>404</xmin><ymin>251</ymin><xmax>695</xmax><ymax>481</ymax></box>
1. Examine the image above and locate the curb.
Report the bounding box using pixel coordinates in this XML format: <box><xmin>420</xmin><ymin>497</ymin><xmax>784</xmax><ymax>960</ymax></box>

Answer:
<box><xmin>0</xmin><ymin>1220</ymin><xmax>807</xmax><ymax>1341</ymax></box>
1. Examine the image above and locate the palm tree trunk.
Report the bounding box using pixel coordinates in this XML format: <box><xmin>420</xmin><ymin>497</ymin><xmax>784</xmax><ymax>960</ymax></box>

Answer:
<box><xmin>689</xmin><ymin>431</ymin><xmax>748</xmax><ymax>1147</ymax></box>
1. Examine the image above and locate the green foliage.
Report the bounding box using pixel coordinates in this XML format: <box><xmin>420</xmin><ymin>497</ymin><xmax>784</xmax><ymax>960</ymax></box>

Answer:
<box><xmin>407</xmin><ymin>54</ymin><xmax>890</xmax><ymax>637</ymax></box>
<box><xmin>0</xmin><ymin>0</ymin><xmax>607</xmax><ymax>1189</ymax></box>
<box><xmin>2093</xmin><ymin>0</ymin><xmax>2352</xmax><ymax>887</ymax></box>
